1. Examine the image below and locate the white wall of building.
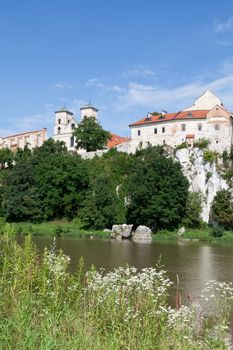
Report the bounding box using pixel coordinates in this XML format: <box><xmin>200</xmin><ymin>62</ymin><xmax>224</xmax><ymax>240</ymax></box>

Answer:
<box><xmin>129</xmin><ymin>105</ymin><xmax>233</xmax><ymax>154</ymax></box>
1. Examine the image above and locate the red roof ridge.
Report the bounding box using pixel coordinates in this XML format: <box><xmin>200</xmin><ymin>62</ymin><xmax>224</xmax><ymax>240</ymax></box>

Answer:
<box><xmin>129</xmin><ymin>109</ymin><xmax>210</xmax><ymax>127</ymax></box>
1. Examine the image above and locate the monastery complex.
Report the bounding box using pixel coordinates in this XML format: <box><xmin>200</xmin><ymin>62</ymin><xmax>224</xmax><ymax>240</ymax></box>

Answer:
<box><xmin>129</xmin><ymin>90</ymin><xmax>233</xmax><ymax>154</ymax></box>
<box><xmin>1</xmin><ymin>90</ymin><xmax>232</xmax><ymax>155</ymax></box>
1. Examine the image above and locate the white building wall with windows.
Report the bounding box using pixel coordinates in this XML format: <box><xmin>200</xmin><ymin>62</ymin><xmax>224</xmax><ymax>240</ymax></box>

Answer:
<box><xmin>129</xmin><ymin>91</ymin><xmax>233</xmax><ymax>154</ymax></box>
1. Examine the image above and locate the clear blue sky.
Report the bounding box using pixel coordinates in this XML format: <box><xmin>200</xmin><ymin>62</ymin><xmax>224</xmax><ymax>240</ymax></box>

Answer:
<box><xmin>1</xmin><ymin>0</ymin><xmax>233</xmax><ymax>137</ymax></box>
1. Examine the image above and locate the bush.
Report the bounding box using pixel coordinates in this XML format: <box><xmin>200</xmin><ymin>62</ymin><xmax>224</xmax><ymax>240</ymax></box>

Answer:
<box><xmin>175</xmin><ymin>142</ymin><xmax>187</xmax><ymax>151</ymax></box>
<box><xmin>211</xmin><ymin>224</ymin><xmax>224</xmax><ymax>238</ymax></box>
<box><xmin>203</xmin><ymin>150</ymin><xmax>217</xmax><ymax>164</ymax></box>
<box><xmin>193</xmin><ymin>138</ymin><xmax>209</xmax><ymax>149</ymax></box>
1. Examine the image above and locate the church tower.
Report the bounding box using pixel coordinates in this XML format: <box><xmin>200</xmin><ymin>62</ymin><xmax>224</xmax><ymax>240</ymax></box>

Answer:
<box><xmin>53</xmin><ymin>106</ymin><xmax>77</xmax><ymax>151</ymax></box>
<box><xmin>80</xmin><ymin>103</ymin><xmax>99</xmax><ymax>121</ymax></box>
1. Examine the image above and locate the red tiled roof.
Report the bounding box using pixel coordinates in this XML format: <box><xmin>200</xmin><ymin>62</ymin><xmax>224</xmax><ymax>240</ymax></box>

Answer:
<box><xmin>107</xmin><ymin>133</ymin><xmax>129</xmax><ymax>148</ymax></box>
<box><xmin>129</xmin><ymin>110</ymin><xmax>209</xmax><ymax>127</ymax></box>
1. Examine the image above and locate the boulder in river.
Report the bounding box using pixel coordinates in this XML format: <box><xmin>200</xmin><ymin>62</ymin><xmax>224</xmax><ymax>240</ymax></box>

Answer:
<box><xmin>132</xmin><ymin>225</ymin><xmax>152</xmax><ymax>242</ymax></box>
<box><xmin>111</xmin><ymin>224</ymin><xmax>133</xmax><ymax>240</ymax></box>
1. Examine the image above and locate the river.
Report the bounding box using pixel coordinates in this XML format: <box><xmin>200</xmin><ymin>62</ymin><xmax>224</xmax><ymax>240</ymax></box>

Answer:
<box><xmin>30</xmin><ymin>236</ymin><xmax>233</xmax><ymax>305</ymax></box>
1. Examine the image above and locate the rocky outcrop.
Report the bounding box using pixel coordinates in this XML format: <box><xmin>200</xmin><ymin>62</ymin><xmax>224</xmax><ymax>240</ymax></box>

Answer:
<box><xmin>131</xmin><ymin>225</ymin><xmax>152</xmax><ymax>242</ymax></box>
<box><xmin>111</xmin><ymin>224</ymin><xmax>133</xmax><ymax>240</ymax></box>
<box><xmin>176</xmin><ymin>148</ymin><xmax>229</xmax><ymax>222</ymax></box>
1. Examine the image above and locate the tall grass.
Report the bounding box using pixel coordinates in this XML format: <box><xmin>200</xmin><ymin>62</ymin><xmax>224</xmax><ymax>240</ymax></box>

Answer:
<box><xmin>0</xmin><ymin>223</ymin><xmax>232</xmax><ymax>349</ymax></box>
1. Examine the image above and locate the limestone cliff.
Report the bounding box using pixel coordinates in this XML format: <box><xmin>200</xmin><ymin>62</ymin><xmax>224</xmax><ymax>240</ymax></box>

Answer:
<box><xmin>175</xmin><ymin>148</ymin><xmax>229</xmax><ymax>222</ymax></box>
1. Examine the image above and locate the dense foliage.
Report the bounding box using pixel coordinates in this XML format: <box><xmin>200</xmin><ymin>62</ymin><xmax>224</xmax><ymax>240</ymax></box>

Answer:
<box><xmin>211</xmin><ymin>189</ymin><xmax>233</xmax><ymax>229</ymax></box>
<box><xmin>125</xmin><ymin>147</ymin><xmax>189</xmax><ymax>230</ymax></box>
<box><xmin>73</xmin><ymin>117</ymin><xmax>111</xmax><ymax>152</ymax></box>
<box><xmin>183</xmin><ymin>191</ymin><xmax>203</xmax><ymax>227</ymax></box>
<box><xmin>0</xmin><ymin>142</ymin><xmax>190</xmax><ymax>230</ymax></box>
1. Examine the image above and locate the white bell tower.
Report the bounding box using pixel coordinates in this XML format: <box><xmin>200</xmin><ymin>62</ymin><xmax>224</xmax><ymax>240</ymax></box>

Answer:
<box><xmin>80</xmin><ymin>102</ymin><xmax>99</xmax><ymax>121</ymax></box>
<box><xmin>53</xmin><ymin>106</ymin><xmax>77</xmax><ymax>151</ymax></box>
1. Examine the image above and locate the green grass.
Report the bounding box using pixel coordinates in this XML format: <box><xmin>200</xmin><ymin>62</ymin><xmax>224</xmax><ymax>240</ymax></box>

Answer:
<box><xmin>153</xmin><ymin>228</ymin><xmax>233</xmax><ymax>243</ymax></box>
<box><xmin>11</xmin><ymin>220</ymin><xmax>110</xmax><ymax>239</ymax></box>
<box><xmin>0</xmin><ymin>226</ymin><xmax>232</xmax><ymax>350</ymax></box>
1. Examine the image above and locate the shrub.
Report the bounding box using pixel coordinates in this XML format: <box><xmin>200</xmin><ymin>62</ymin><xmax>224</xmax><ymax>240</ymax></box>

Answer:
<box><xmin>211</xmin><ymin>224</ymin><xmax>224</xmax><ymax>238</ymax></box>
<box><xmin>193</xmin><ymin>138</ymin><xmax>209</xmax><ymax>149</ymax></box>
<box><xmin>203</xmin><ymin>150</ymin><xmax>217</xmax><ymax>164</ymax></box>
<box><xmin>175</xmin><ymin>142</ymin><xmax>187</xmax><ymax>151</ymax></box>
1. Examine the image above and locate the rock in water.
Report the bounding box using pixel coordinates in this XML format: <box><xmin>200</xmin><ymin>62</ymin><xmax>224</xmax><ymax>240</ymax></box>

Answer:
<box><xmin>132</xmin><ymin>225</ymin><xmax>152</xmax><ymax>242</ymax></box>
<box><xmin>111</xmin><ymin>224</ymin><xmax>133</xmax><ymax>240</ymax></box>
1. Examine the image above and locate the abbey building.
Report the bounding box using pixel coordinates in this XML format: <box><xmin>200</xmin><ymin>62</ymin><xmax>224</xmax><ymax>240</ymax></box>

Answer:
<box><xmin>1</xmin><ymin>90</ymin><xmax>232</xmax><ymax>155</ymax></box>
<box><xmin>129</xmin><ymin>90</ymin><xmax>233</xmax><ymax>154</ymax></box>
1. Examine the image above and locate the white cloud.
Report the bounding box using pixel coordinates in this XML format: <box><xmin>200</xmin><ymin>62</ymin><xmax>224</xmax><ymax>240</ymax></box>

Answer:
<box><xmin>116</xmin><ymin>73</ymin><xmax>233</xmax><ymax>113</ymax></box>
<box><xmin>15</xmin><ymin>114</ymin><xmax>49</xmax><ymax>131</ymax></box>
<box><xmin>210</xmin><ymin>40</ymin><xmax>233</xmax><ymax>47</ymax></box>
<box><xmin>214</xmin><ymin>16</ymin><xmax>233</xmax><ymax>33</ymax></box>
<box><xmin>86</xmin><ymin>78</ymin><xmax>123</xmax><ymax>93</ymax></box>
<box><xmin>52</xmin><ymin>82</ymin><xmax>73</xmax><ymax>89</ymax></box>
<box><xmin>123</xmin><ymin>65</ymin><xmax>156</xmax><ymax>78</ymax></box>
<box><xmin>86</xmin><ymin>78</ymin><xmax>105</xmax><ymax>88</ymax></box>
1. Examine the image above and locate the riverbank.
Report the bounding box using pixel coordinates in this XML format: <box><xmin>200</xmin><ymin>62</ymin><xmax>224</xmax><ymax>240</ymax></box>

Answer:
<box><xmin>0</xmin><ymin>231</ymin><xmax>232</xmax><ymax>350</ymax></box>
<box><xmin>10</xmin><ymin>220</ymin><xmax>110</xmax><ymax>239</ymax></box>
<box><xmin>6</xmin><ymin>221</ymin><xmax>233</xmax><ymax>244</ymax></box>
<box><xmin>154</xmin><ymin>228</ymin><xmax>233</xmax><ymax>243</ymax></box>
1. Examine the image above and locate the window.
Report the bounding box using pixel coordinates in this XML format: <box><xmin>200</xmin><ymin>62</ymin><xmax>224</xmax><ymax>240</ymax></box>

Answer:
<box><xmin>57</xmin><ymin>127</ymin><xmax>61</xmax><ymax>134</ymax></box>
<box><xmin>216</xmin><ymin>140</ymin><xmax>219</xmax><ymax>144</ymax></box>
<box><xmin>181</xmin><ymin>124</ymin><xmax>186</xmax><ymax>131</ymax></box>
<box><xmin>138</xmin><ymin>130</ymin><xmax>141</xmax><ymax>136</ymax></box>
<box><xmin>68</xmin><ymin>119</ymin><xmax>70</xmax><ymax>124</ymax></box>
<box><xmin>198</xmin><ymin>124</ymin><xmax>202</xmax><ymax>131</ymax></box>
<box><xmin>162</xmin><ymin>127</ymin><xmax>165</xmax><ymax>133</ymax></box>
<box><xmin>154</xmin><ymin>128</ymin><xmax>157</xmax><ymax>134</ymax></box>
<box><xmin>163</xmin><ymin>140</ymin><xmax>166</xmax><ymax>145</ymax></box>
<box><xmin>70</xmin><ymin>136</ymin><xmax>74</xmax><ymax>147</ymax></box>
<box><xmin>71</xmin><ymin>123</ymin><xmax>75</xmax><ymax>130</ymax></box>
<box><xmin>58</xmin><ymin>118</ymin><xmax>61</xmax><ymax>124</ymax></box>
<box><xmin>215</xmin><ymin>124</ymin><xmax>220</xmax><ymax>131</ymax></box>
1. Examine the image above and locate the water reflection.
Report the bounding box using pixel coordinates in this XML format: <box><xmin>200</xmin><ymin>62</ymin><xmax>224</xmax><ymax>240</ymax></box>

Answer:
<box><xmin>23</xmin><ymin>236</ymin><xmax>233</xmax><ymax>302</ymax></box>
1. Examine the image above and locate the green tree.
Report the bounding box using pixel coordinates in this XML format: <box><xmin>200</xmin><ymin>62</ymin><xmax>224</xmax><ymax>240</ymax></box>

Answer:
<box><xmin>79</xmin><ymin>176</ymin><xmax>126</xmax><ymax>229</ymax></box>
<box><xmin>0</xmin><ymin>148</ymin><xmax>13</xmax><ymax>169</ymax></box>
<box><xmin>183</xmin><ymin>191</ymin><xmax>203</xmax><ymax>227</ymax></box>
<box><xmin>211</xmin><ymin>189</ymin><xmax>233</xmax><ymax>229</ymax></box>
<box><xmin>2</xmin><ymin>139</ymin><xmax>88</xmax><ymax>222</ymax></box>
<box><xmin>73</xmin><ymin>117</ymin><xmax>111</xmax><ymax>152</ymax></box>
<box><xmin>125</xmin><ymin>146</ymin><xmax>189</xmax><ymax>230</ymax></box>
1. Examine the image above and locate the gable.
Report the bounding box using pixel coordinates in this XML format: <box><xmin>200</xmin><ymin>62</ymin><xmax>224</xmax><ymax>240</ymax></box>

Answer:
<box><xmin>207</xmin><ymin>105</ymin><xmax>232</xmax><ymax>125</ymax></box>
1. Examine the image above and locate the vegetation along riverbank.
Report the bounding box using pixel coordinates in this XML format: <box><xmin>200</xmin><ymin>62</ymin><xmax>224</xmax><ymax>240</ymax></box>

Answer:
<box><xmin>0</xmin><ymin>140</ymin><xmax>233</xmax><ymax>241</ymax></box>
<box><xmin>0</xmin><ymin>226</ymin><xmax>233</xmax><ymax>350</ymax></box>
<box><xmin>3</xmin><ymin>220</ymin><xmax>233</xmax><ymax>244</ymax></box>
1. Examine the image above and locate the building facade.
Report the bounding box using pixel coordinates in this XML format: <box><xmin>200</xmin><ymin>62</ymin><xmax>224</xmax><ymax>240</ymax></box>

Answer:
<box><xmin>53</xmin><ymin>104</ymin><xmax>128</xmax><ymax>152</ymax></box>
<box><xmin>129</xmin><ymin>90</ymin><xmax>233</xmax><ymax>154</ymax></box>
<box><xmin>0</xmin><ymin>128</ymin><xmax>47</xmax><ymax>152</ymax></box>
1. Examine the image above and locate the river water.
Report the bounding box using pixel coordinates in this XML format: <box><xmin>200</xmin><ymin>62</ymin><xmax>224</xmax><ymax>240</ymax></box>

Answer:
<box><xmin>31</xmin><ymin>236</ymin><xmax>233</xmax><ymax>305</ymax></box>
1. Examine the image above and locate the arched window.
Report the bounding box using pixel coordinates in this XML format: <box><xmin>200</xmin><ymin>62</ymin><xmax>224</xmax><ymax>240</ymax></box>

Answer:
<box><xmin>57</xmin><ymin>127</ymin><xmax>61</xmax><ymax>134</ymax></box>
<box><xmin>58</xmin><ymin>118</ymin><xmax>61</xmax><ymax>124</ymax></box>
<box><xmin>70</xmin><ymin>136</ymin><xmax>74</xmax><ymax>147</ymax></box>
<box><xmin>71</xmin><ymin>123</ymin><xmax>75</xmax><ymax>130</ymax></box>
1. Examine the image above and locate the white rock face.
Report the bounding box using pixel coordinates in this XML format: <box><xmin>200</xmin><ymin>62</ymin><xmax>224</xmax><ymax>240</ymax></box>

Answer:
<box><xmin>111</xmin><ymin>224</ymin><xmax>133</xmax><ymax>240</ymax></box>
<box><xmin>176</xmin><ymin>148</ymin><xmax>228</xmax><ymax>223</ymax></box>
<box><xmin>132</xmin><ymin>225</ymin><xmax>152</xmax><ymax>242</ymax></box>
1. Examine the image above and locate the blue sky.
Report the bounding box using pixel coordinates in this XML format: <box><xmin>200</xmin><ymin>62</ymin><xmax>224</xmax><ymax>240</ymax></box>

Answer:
<box><xmin>1</xmin><ymin>0</ymin><xmax>233</xmax><ymax>137</ymax></box>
